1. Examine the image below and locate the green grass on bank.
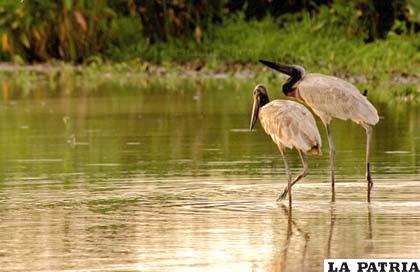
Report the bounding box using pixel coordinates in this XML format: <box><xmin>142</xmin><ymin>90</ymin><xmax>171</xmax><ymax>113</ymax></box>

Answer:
<box><xmin>0</xmin><ymin>8</ymin><xmax>418</xmax><ymax>103</ymax></box>
<box><xmin>0</xmin><ymin>62</ymin><xmax>418</xmax><ymax>104</ymax></box>
<box><xmin>106</xmin><ymin>12</ymin><xmax>419</xmax><ymax>79</ymax></box>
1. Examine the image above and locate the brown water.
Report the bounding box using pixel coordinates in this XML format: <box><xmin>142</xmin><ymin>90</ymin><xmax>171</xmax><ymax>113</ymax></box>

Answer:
<box><xmin>0</xmin><ymin>79</ymin><xmax>419</xmax><ymax>271</ymax></box>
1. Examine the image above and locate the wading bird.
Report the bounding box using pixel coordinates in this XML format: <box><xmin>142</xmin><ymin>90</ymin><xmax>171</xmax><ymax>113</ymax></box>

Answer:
<box><xmin>250</xmin><ymin>85</ymin><xmax>322</xmax><ymax>206</ymax></box>
<box><xmin>259</xmin><ymin>60</ymin><xmax>379</xmax><ymax>202</ymax></box>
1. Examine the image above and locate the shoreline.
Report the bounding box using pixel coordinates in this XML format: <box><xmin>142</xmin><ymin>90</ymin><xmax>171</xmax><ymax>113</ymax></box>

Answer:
<box><xmin>0</xmin><ymin>62</ymin><xmax>418</xmax><ymax>85</ymax></box>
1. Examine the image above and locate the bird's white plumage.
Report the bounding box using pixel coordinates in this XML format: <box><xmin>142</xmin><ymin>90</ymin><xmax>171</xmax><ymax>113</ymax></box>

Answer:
<box><xmin>259</xmin><ymin>100</ymin><xmax>322</xmax><ymax>155</ymax></box>
<box><xmin>296</xmin><ymin>73</ymin><xmax>379</xmax><ymax>125</ymax></box>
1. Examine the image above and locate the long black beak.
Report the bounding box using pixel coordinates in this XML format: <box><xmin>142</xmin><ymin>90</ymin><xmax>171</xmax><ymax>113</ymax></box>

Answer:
<box><xmin>250</xmin><ymin>96</ymin><xmax>259</xmax><ymax>130</ymax></box>
<box><xmin>259</xmin><ymin>60</ymin><xmax>296</xmax><ymax>76</ymax></box>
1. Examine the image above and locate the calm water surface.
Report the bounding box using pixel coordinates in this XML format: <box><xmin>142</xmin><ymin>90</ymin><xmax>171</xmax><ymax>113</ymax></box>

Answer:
<box><xmin>0</xmin><ymin>79</ymin><xmax>419</xmax><ymax>271</ymax></box>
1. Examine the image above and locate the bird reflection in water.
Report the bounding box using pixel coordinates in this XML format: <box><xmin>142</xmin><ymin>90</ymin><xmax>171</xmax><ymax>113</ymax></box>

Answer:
<box><xmin>365</xmin><ymin>205</ymin><xmax>374</xmax><ymax>254</ymax></box>
<box><xmin>326</xmin><ymin>204</ymin><xmax>374</xmax><ymax>259</ymax></box>
<box><xmin>326</xmin><ymin>204</ymin><xmax>337</xmax><ymax>258</ymax></box>
<box><xmin>271</xmin><ymin>204</ymin><xmax>310</xmax><ymax>272</ymax></box>
<box><xmin>269</xmin><ymin>204</ymin><xmax>375</xmax><ymax>271</ymax></box>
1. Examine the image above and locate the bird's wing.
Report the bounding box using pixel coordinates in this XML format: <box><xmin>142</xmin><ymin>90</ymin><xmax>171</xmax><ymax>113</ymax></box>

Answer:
<box><xmin>297</xmin><ymin>74</ymin><xmax>379</xmax><ymax>125</ymax></box>
<box><xmin>259</xmin><ymin>100</ymin><xmax>321</xmax><ymax>153</ymax></box>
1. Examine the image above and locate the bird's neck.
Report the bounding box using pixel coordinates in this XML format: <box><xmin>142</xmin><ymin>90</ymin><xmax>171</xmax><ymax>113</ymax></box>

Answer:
<box><xmin>283</xmin><ymin>75</ymin><xmax>302</xmax><ymax>96</ymax></box>
<box><xmin>259</xmin><ymin>95</ymin><xmax>269</xmax><ymax>107</ymax></box>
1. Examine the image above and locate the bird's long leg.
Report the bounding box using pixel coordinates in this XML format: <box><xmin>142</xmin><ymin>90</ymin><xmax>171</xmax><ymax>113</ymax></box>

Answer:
<box><xmin>325</xmin><ymin>123</ymin><xmax>336</xmax><ymax>202</ymax></box>
<box><xmin>362</xmin><ymin>123</ymin><xmax>373</xmax><ymax>202</ymax></box>
<box><xmin>277</xmin><ymin>149</ymin><xmax>293</xmax><ymax>206</ymax></box>
<box><xmin>279</xmin><ymin>150</ymin><xmax>308</xmax><ymax>200</ymax></box>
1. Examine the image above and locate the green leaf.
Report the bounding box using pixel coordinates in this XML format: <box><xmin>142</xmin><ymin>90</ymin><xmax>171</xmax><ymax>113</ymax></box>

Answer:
<box><xmin>64</xmin><ymin>0</ymin><xmax>72</xmax><ymax>11</ymax></box>
<box><xmin>11</xmin><ymin>21</ymin><xmax>19</xmax><ymax>29</ymax></box>
<box><xmin>12</xmin><ymin>54</ymin><xmax>24</xmax><ymax>64</ymax></box>
<box><xmin>20</xmin><ymin>33</ymin><xmax>30</xmax><ymax>48</ymax></box>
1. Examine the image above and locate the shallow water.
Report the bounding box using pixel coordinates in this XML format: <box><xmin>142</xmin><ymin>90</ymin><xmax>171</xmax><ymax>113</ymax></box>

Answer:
<box><xmin>0</xmin><ymin>79</ymin><xmax>419</xmax><ymax>271</ymax></box>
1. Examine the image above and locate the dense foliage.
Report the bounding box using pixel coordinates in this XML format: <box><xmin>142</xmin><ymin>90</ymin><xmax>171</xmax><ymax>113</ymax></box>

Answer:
<box><xmin>0</xmin><ymin>0</ymin><xmax>114</xmax><ymax>62</ymax></box>
<box><xmin>0</xmin><ymin>0</ymin><xmax>418</xmax><ymax>63</ymax></box>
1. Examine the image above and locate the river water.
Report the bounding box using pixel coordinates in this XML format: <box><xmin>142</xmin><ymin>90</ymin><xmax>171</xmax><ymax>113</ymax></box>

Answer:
<box><xmin>0</xmin><ymin>78</ymin><xmax>419</xmax><ymax>271</ymax></box>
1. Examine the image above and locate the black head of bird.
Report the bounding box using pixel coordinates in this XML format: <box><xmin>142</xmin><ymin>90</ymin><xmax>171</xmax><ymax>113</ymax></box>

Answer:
<box><xmin>250</xmin><ymin>84</ymin><xmax>270</xmax><ymax>130</ymax></box>
<box><xmin>259</xmin><ymin>60</ymin><xmax>305</xmax><ymax>97</ymax></box>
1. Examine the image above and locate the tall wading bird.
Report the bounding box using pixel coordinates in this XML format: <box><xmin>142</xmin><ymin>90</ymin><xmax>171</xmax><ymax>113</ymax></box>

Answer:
<box><xmin>259</xmin><ymin>60</ymin><xmax>379</xmax><ymax>202</ymax></box>
<box><xmin>250</xmin><ymin>85</ymin><xmax>322</xmax><ymax>206</ymax></box>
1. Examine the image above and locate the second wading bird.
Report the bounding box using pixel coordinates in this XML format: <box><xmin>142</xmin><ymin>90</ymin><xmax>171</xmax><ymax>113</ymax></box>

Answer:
<box><xmin>259</xmin><ymin>60</ymin><xmax>379</xmax><ymax>202</ymax></box>
<box><xmin>250</xmin><ymin>85</ymin><xmax>322</xmax><ymax>206</ymax></box>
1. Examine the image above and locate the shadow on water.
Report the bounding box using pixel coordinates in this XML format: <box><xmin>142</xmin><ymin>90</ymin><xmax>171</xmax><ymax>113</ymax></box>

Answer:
<box><xmin>0</xmin><ymin>76</ymin><xmax>419</xmax><ymax>271</ymax></box>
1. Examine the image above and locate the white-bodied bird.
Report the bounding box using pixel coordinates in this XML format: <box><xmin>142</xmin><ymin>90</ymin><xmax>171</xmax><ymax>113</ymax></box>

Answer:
<box><xmin>250</xmin><ymin>84</ymin><xmax>322</xmax><ymax>206</ymax></box>
<box><xmin>259</xmin><ymin>60</ymin><xmax>379</xmax><ymax>202</ymax></box>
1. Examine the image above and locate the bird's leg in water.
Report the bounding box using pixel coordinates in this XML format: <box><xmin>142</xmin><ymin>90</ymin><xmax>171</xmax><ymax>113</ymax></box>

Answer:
<box><xmin>279</xmin><ymin>150</ymin><xmax>308</xmax><ymax>200</ymax></box>
<box><xmin>277</xmin><ymin>149</ymin><xmax>292</xmax><ymax>206</ymax></box>
<box><xmin>362</xmin><ymin>124</ymin><xmax>373</xmax><ymax>202</ymax></box>
<box><xmin>325</xmin><ymin>123</ymin><xmax>336</xmax><ymax>202</ymax></box>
